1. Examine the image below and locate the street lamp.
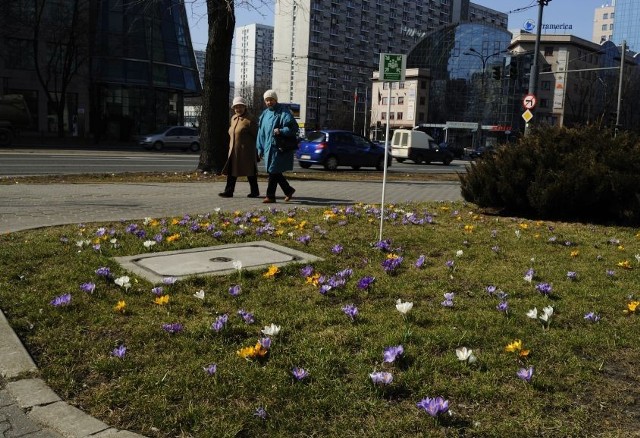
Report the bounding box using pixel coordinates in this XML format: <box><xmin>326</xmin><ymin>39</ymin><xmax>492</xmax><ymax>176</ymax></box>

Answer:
<box><xmin>463</xmin><ymin>48</ymin><xmax>506</xmax><ymax>148</ymax></box>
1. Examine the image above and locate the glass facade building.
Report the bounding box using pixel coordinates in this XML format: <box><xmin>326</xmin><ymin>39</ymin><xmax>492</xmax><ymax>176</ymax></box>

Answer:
<box><xmin>612</xmin><ymin>0</ymin><xmax>640</xmax><ymax>53</ymax></box>
<box><xmin>406</xmin><ymin>23</ymin><xmax>512</xmax><ymax>128</ymax></box>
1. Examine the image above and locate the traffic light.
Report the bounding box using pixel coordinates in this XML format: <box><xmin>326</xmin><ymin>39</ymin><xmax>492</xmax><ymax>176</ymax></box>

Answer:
<box><xmin>492</xmin><ymin>66</ymin><xmax>502</xmax><ymax>80</ymax></box>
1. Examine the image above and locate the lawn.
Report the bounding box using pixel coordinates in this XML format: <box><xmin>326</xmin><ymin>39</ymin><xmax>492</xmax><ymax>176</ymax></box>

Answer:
<box><xmin>1</xmin><ymin>201</ymin><xmax>639</xmax><ymax>437</ymax></box>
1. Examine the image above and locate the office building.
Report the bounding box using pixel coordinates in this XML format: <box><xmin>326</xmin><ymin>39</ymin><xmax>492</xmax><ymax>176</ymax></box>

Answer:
<box><xmin>612</xmin><ymin>0</ymin><xmax>640</xmax><ymax>52</ymax></box>
<box><xmin>194</xmin><ymin>50</ymin><xmax>206</xmax><ymax>89</ymax></box>
<box><xmin>233</xmin><ymin>24</ymin><xmax>274</xmax><ymax>100</ymax></box>
<box><xmin>0</xmin><ymin>0</ymin><xmax>201</xmax><ymax>140</ymax></box>
<box><xmin>593</xmin><ymin>2</ymin><xmax>616</xmax><ymax>44</ymax></box>
<box><xmin>271</xmin><ymin>0</ymin><xmax>507</xmax><ymax>133</ymax></box>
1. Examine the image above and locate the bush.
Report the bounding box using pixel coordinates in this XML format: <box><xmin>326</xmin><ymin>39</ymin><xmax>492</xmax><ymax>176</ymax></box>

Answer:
<box><xmin>459</xmin><ymin>125</ymin><xmax>640</xmax><ymax>224</ymax></box>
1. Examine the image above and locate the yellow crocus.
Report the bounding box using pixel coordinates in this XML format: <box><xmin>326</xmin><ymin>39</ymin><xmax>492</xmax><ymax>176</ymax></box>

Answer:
<box><xmin>505</xmin><ymin>339</ymin><xmax>523</xmax><ymax>352</ymax></box>
<box><xmin>114</xmin><ymin>300</ymin><xmax>126</xmax><ymax>313</ymax></box>
<box><xmin>627</xmin><ymin>301</ymin><xmax>639</xmax><ymax>313</ymax></box>
<box><xmin>263</xmin><ymin>265</ymin><xmax>280</xmax><ymax>278</ymax></box>
<box><xmin>154</xmin><ymin>295</ymin><xmax>169</xmax><ymax>305</ymax></box>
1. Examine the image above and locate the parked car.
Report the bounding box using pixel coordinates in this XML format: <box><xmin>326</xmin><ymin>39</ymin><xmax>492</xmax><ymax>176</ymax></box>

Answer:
<box><xmin>390</xmin><ymin>129</ymin><xmax>453</xmax><ymax>165</ymax></box>
<box><xmin>439</xmin><ymin>141</ymin><xmax>464</xmax><ymax>159</ymax></box>
<box><xmin>296</xmin><ymin>130</ymin><xmax>391</xmax><ymax>171</ymax></box>
<box><xmin>466</xmin><ymin>146</ymin><xmax>495</xmax><ymax>159</ymax></box>
<box><xmin>139</xmin><ymin>126</ymin><xmax>200</xmax><ymax>152</ymax></box>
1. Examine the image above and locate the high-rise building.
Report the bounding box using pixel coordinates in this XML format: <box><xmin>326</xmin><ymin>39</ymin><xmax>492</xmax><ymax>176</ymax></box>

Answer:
<box><xmin>194</xmin><ymin>50</ymin><xmax>206</xmax><ymax>89</ymax></box>
<box><xmin>271</xmin><ymin>0</ymin><xmax>507</xmax><ymax>133</ymax></box>
<box><xmin>593</xmin><ymin>2</ymin><xmax>616</xmax><ymax>44</ymax></box>
<box><xmin>612</xmin><ymin>0</ymin><xmax>640</xmax><ymax>52</ymax></box>
<box><xmin>233</xmin><ymin>24</ymin><xmax>274</xmax><ymax>99</ymax></box>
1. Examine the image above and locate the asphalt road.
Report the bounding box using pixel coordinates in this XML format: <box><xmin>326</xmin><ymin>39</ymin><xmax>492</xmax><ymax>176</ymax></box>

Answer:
<box><xmin>0</xmin><ymin>149</ymin><xmax>470</xmax><ymax>177</ymax></box>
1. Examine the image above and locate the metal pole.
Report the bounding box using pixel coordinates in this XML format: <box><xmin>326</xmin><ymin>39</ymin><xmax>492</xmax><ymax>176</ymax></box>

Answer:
<box><xmin>378</xmin><ymin>84</ymin><xmax>392</xmax><ymax>241</ymax></box>
<box><xmin>615</xmin><ymin>40</ymin><xmax>625</xmax><ymax>137</ymax></box>
<box><xmin>363</xmin><ymin>88</ymin><xmax>368</xmax><ymax>137</ymax></box>
<box><xmin>525</xmin><ymin>0</ymin><xmax>550</xmax><ymax>136</ymax></box>
<box><xmin>352</xmin><ymin>88</ymin><xmax>358</xmax><ymax>132</ymax></box>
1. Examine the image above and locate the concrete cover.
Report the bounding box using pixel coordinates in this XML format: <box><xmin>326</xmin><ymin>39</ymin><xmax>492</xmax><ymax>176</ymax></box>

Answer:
<box><xmin>114</xmin><ymin>241</ymin><xmax>323</xmax><ymax>283</ymax></box>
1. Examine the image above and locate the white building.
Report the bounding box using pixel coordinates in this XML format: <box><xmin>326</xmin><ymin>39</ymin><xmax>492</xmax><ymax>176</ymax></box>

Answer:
<box><xmin>271</xmin><ymin>0</ymin><xmax>506</xmax><ymax>133</ymax></box>
<box><xmin>592</xmin><ymin>1</ymin><xmax>616</xmax><ymax>44</ymax></box>
<box><xmin>233</xmin><ymin>24</ymin><xmax>274</xmax><ymax>99</ymax></box>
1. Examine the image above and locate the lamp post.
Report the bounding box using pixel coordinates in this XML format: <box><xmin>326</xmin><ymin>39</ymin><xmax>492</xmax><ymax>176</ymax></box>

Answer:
<box><xmin>525</xmin><ymin>0</ymin><xmax>552</xmax><ymax>136</ymax></box>
<box><xmin>463</xmin><ymin>48</ymin><xmax>505</xmax><ymax>149</ymax></box>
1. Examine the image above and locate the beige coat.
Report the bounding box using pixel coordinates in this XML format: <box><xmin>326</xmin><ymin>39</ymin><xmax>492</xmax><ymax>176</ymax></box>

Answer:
<box><xmin>222</xmin><ymin>111</ymin><xmax>258</xmax><ymax>177</ymax></box>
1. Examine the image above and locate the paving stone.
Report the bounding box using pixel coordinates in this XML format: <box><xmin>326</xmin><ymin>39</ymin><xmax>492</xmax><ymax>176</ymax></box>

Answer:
<box><xmin>6</xmin><ymin>380</ymin><xmax>60</xmax><ymax>409</ymax></box>
<box><xmin>0</xmin><ymin>312</ymin><xmax>37</xmax><ymax>379</ymax></box>
<box><xmin>91</xmin><ymin>428</ymin><xmax>146</xmax><ymax>438</ymax></box>
<box><xmin>29</xmin><ymin>402</ymin><xmax>109</xmax><ymax>438</ymax></box>
<box><xmin>0</xmin><ymin>404</ymin><xmax>42</xmax><ymax>437</ymax></box>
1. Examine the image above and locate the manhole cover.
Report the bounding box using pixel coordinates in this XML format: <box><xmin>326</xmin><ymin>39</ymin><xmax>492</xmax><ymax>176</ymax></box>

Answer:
<box><xmin>114</xmin><ymin>240</ymin><xmax>323</xmax><ymax>284</ymax></box>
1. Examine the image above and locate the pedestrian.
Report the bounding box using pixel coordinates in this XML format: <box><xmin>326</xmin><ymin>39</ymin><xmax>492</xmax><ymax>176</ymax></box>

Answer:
<box><xmin>257</xmin><ymin>89</ymin><xmax>299</xmax><ymax>203</ymax></box>
<box><xmin>219</xmin><ymin>96</ymin><xmax>260</xmax><ymax>198</ymax></box>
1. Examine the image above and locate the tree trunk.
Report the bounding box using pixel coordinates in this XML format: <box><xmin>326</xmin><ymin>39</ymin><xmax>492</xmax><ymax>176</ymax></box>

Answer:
<box><xmin>198</xmin><ymin>0</ymin><xmax>235</xmax><ymax>173</ymax></box>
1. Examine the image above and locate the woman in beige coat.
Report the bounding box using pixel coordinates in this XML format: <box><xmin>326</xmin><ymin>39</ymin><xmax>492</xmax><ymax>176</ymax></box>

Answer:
<box><xmin>219</xmin><ymin>97</ymin><xmax>260</xmax><ymax>198</ymax></box>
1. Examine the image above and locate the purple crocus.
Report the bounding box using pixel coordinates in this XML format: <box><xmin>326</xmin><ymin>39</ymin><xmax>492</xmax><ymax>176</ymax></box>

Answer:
<box><xmin>496</xmin><ymin>301</ymin><xmax>509</xmax><ymax>313</ymax></box>
<box><xmin>441</xmin><ymin>292</ymin><xmax>455</xmax><ymax>308</ymax></box>
<box><xmin>606</xmin><ymin>269</ymin><xmax>615</xmax><ymax>277</ymax></box>
<box><xmin>229</xmin><ymin>284</ymin><xmax>241</xmax><ymax>296</ymax></box>
<box><xmin>369</xmin><ymin>371</ymin><xmax>393</xmax><ymax>385</ymax></box>
<box><xmin>517</xmin><ymin>366</ymin><xmax>534</xmax><ymax>382</ymax></box>
<box><xmin>162</xmin><ymin>277</ymin><xmax>177</xmax><ymax>285</ymax></box>
<box><xmin>259</xmin><ymin>337</ymin><xmax>272</xmax><ymax>350</ymax></box>
<box><xmin>50</xmin><ymin>293</ymin><xmax>71</xmax><ymax>307</ymax></box>
<box><xmin>445</xmin><ymin>260</ymin><xmax>455</xmax><ymax>269</ymax></box>
<box><xmin>291</xmin><ymin>367</ymin><xmax>309</xmax><ymax>381</ymax></box>
<box><xmin>417</xmin><ymin>396</ymin><xmax>450</xmax><ymax>417</ymax></box>
<box><xmin>374</xmin><ymin>239</ymin><xmax>392</xmax><ymax>252</ymax></box>
<box><xmin>300</xmin><ymin>265</ymin><xmax>314</xmax><ymax>277</ymax></box>
<box><xmin>297</xmin><ymin>235</ymin><xmax>311</xmax><ymax>245</ymax></box>
<box><xmin>485</xmin><ymin>285</ymin><xmax>496</xmax><ymax>295</ymax></box>
<box><xmin>95</xmin><ymin>267</ymin><xmax>111</xmax><ymax>278</ymax></box>
<box><xmin>111</xmin><ymin>344</ymin><xmax>127</xmax><ymax>359</ymax></box>
<box><xmin>211</xmin><ymin>314</ymin><xmax>229</xmax><ymax>332</ymax></box>
<box><xmin>535</xmin><ymin>282</ymin><xmax>553</xmax><ymax>296</ymax></box>
<box><xmin>254</xmin><ymin>407</ymin><xmax>267</xmax><ymax>420</ymax></box>
<box><xmin>357</xmin><ymin>276</ymin><xmax>375</xmax><ymax>290</ymax></box>
<box><xmin>381</xmin><ymin>256</ymin><xmax>403</xmax><ymax>273</ymax></box>
<box><xmin>204</xmin><ymin>363</ymin><xmax>217</xmax><ymax>375</ymax></box>
<box><xmin>567</xmin><ymin>271</ymin><xmax>578</xmax><ymax>281</ymax></box>
<box><xmin>237</xmin><ymin>309</ymin><xmax>255</xmax><ymax>324</ymax></box>
<box><xmin>331</xmin><ymin>244</ymin><xmax>344</xmax><ymax>254</ymax></box>
<box><xmin>415</xmin><ymin>255</ymin><xmax>426</xmax><ymax>268</ymax></box>
<box><xmin>584</xmin><ymin>312</ymin><xmax>601</xmax><ymax>322</ymax></box>
<box><xmin>383</xmin><ymin>345</ymin><xmax>404</xmax><ymax>363</ymax></box>
<box><xmin>151</xmin><ymin>286</ymin><xmax>164</xmax><ymax>296</ymax></box>
<box><xmin>162</xmin><ymin>322</ymin><xmax>184</xmax><ymax>334</ymax></box>
<box><xmin>80</xmin><ymin>282</ymin><xmax>96</xmax><ymax>293</ymax></box>
<box><xmin>212</xmin><ymin>231</ymin><xmax>223</xmax><ymax>239</ymax></box>
<box><xmin>342</xmin><ymin>304</ymin><xmax>359</xmax><ymax>321</ymax></box>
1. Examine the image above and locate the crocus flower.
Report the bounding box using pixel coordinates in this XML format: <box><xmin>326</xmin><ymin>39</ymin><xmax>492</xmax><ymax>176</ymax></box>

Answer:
<box><xmin>485</xmin><ymin>285</ymin><xmax>496</xmax><ymax>295</ymax></box>
<box><xmin>193</xmin><ymin>289</ymin><xmax>205</xmax><ymax>300</ymax></box>
<box><xmin>567</xmin><ymin>271</ymin><xmax>578</xmax><ymax>281</ymax></box>
<box><xmin>229</xmin><ymin>284</ymin><xmax>241</xmax><ymax>296</ymax></box>
<box><xmin>263</xmin><ymin>265</ymin><xmax>280</xmax><ymax>278</ymax></box>
<box><xmin>297</xmin><ymin>235</ymin><xmax>311</xmax><ymax>245</ymax></box>
<box><xmin>383</xmin><ymin>345</ymin><xmax>404</xmax><ymax>363</ymax></box>
<box><xmin>151</xmin><ymin>286</ymin><xmax>163</xmax><ymax>296</ymax></box>
<box><xmin>455</xmin><ymin>347</ymin><xmax>477</xmax><ymax>363</ymax></box>
<box><xmin>291</xmin><ymin>367</ymin><xmax>309</xmax><ymax>381</ymax></box>
<box><xmin>524</xmin><ymin>268</ymin><xmax>534</xmax><ymax>283</ymax></box>
<box><xmin>300</xmin><ymin>265</ymin><xmax>314</xmax><ymax>277</ymax></box>
<box><xmin>584</xmin><ymin>312</ymin><xmax>601</xmax><ymax>322</ymax></box>
<box><xmin>539</xmin><ymin>306</ymin><xmax>554</xmax><ymax>323</ymax></box>
<box><xmin>162</xmin><ymin>322</ymin><xmax>184</xmax><ymax>334</ymax></box>
<box><xmin>143</xmin><ymin>240</ymin><xmax>156</xmax><ymax>249</ymax></box>
<box><xmin>114</xmin><ymin>300</ymin><xmax>126</xmax><ymax>313</ymax></box>
<box><xmin>357</xmin><ymin>276</ymin><xmax>375</xmax><ymax>290</ymax></box>
<box><xmin>416</xmin><ymin>396</ymin><xmax>449</xmax><ymax>417</ymax></box>
<box><xmin>111</xmin><ymin>344</ymin><xmax>126</xmax><ymax>359</ymax></box>
<box><xmin>331</xmin><ymin>244</ymin><xmax>344</xmax><ymax>254</ymax></box>
<box><xmin>496</xmin><ymin>301</ymin><xmax>509</xmax><ymax>312</ymax></box>
<box><xmin>95</xmin><ymin>267</ymin><xmax>111</xmax><ymax>278</ymax></box>
<box><xmin>369</xmin><ymin>371</ymin><xmax>393</xmax><ymax>385</ymax></box>
<box><xmin>211</xmin><ymin>314</ymin><xmax>229</xmax><ymax>332</ymax></box>
<box><xmin>203</xmin><ymin>364</ymin><xmax>217</xmax><ymax>375</ymax></box>
<box><xmin>154</xmin><ymin>295</ymin><xmax>169</xmax><ymax>305</ymax></box>
<box><xmin>80</xmin><ymin>282</ymin><xmax>96</xmax><ymax>293</ymax></box>
<box><xmin>162</xmin><ymin>277</ymin><xmax>177</xmax><ymax>285</ymax></box>
<box><xmin>526</xmin><ymin>308</ymin><xmax>538</xmax><ymax>319</ymax></box>
<box><xmin>237</xmin><ymin>309</ymin><xmax>255</xmax><ymax>324</ymax></box>
<box><xmin>535</xmin><ymin>282</ymin><xmax>552</xmax><ymax>296</ymax></box>
<box><xmin>445</xmin><ymin>260</ymin><xmax>455</xmax><ymax>269</ymax></box>
<box><xmin>441</xmin><ymin>292</ymin><xmax>455</xmax><ymax>307</ymax></box>
<box><xmin>395</xmin><ymin>299</ymin><xmax>413</xmax><ymax>314</ymax></box>
<box><xmin>517</xmin><ymin>366</ymin><xmax>534</xmax><ymax>382</ymax></box>
<box><xmin>50</xmin><ymin>293</ymin><xmax>71</xmax><ymax>307</ymax></box>
<box><xmin>382</xmin><ymin>255</ymin><xmax>403</xmax><ymax>273</ymax></box>
<box><xmin>342</xmin><ymin>304</ymin><xmax>358</xmax><ymax>321</ymax></box>
<box><xmin>258</xmin><ymin>337</ymin><xmax>271</xmax><ymax>350</ymax></box>
<box><xmin>415</xmin><ymin>255</ymin><xmax>426</xmax><ymax>268</ymax></box>
<box><xmin>114</xmin><ymin>276</ymin><xmax>131</xmax><ymax>290</ymax></box>
<box><xmin>261</xmin><ymin>323</ymin><xmax>281</xmax><ymax>336</ymax></box>
<box><xmin>254</xmin><ymin>407</ymin><xmax>267</xmax><ymax>420</ymax></box>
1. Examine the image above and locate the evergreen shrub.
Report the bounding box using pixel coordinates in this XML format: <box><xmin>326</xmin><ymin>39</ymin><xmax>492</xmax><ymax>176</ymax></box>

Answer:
<box><xmin>459</xmin><ymin>125</ymin><xmax>640</xmax><ymax>224</ymax></box>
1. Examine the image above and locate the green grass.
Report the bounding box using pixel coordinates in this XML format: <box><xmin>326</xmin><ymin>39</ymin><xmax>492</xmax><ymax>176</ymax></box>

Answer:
<box><xmin>1</xmin><ymin>202</ymin><xmax>640</xmax><ymax>437</ymax></box>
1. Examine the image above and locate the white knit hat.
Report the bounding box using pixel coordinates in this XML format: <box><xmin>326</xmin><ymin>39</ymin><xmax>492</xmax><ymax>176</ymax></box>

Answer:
<box><xmin>232</xmin><ymin>96</ymin><xmax>247</xmax><ymax>107</ymax></box>
<box><xmin>263</xmin><ymin>89</ymin><xmax>278</xmax><ymax>101</ymax></box>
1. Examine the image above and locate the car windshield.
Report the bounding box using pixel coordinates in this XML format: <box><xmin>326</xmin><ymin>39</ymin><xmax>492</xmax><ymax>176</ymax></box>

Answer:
<box><xmin>305</xmin><ymin>131</ymin><xmax>326</xmax><ymax>143</ymax></box>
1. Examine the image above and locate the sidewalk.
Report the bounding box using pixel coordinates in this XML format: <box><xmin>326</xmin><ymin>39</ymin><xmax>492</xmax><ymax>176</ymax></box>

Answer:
<box><xmin>0</xmin><ymin>178</ymin><xmax>462</xmax><ymax>436</ymax></box>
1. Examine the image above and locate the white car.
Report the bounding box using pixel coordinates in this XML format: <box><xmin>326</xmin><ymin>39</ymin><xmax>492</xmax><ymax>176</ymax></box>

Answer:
<box><xmin>139</xmin><ymin>126</ymin><xmax>200</xmax><ymax>152</ymax></box>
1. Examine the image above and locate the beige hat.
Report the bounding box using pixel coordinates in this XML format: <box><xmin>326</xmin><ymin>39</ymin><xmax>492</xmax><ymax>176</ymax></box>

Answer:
<box><xmin>263</xmin><ymin>89</ymin><xmax>278</xmax><ymax>101</ymax></box>
<box><xmin>232</xmin><ymin>96</ymin><xmax>247</xmax><ymax>108</ymax></box>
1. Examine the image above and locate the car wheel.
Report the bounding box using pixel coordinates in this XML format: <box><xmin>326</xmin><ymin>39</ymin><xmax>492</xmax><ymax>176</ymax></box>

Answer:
<box><xmin>153</xmin><ymin>141</ymin><xmax>163</xmax><ymax>151</ymax></box>
<box><xmin>189</xmin><ymin>142</ymin><xmax>200</xmax><ymax>152</ymax></box>
<box><xmin>299</xmin><ymin>162</ymin><xmax>312</xmax><ymax>169</ymax></box>
<box><xmin>0</xmin><ymin>128</ymin><xmax>13</xmax><ymax>146</ymax></box>
<box><xmin>442</xmin><ymin>156</ymin><xmax>452</xmax><ymax>165</ymax></box>
<box><xmin>395</xmin><ymin>158</ymin><xmax>405</xmax><ymax>163</ymax></box>
<box><xmin>413</xmin><ymin>154</ymin><xmax>423</xmax><ymax>164</ymax></box>
<box><xmin>351</xmin><ymin>165</ymin><xmax>361</xmax><ymax>170</ymax></box>
<box><xmin>324</xmin><ymin>156</ymin><xmax>339</xmax><ymax>171</ymax></box>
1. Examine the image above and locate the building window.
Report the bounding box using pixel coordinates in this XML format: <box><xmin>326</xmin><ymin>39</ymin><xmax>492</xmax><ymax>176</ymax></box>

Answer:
<box><xmin>381</xmin><ymin>112</ymin><xmax>386</xmax><ymax>120</ymax></box>
<box><xmin>609</xmin><ymin>23</ymin><xmax>614</xmax><ymax>30</ymax></box>
<box><xmin>611</xmin><ymin>12</ymin><xmax>614</xmax><ymax>18</ymax></box>
<box><xmin>397</xmin><ymin>112</ymin><xmax>403</xmax><ymax>120</ymax></box>
<box><xmin>603</xmin><ymin>13</ymin><xmax>608</xmax><ymax>19</ymax></box>
<box><xmin>398</xmin><ymin>96</ymin><xmax>404</xmax><ymax>104</ymax></box>
<box><xmin>544</xmin><ymin>46</ymin><xmax>554</xmax><ymax>56</ymax></box>
<box><xmin>540</xmin><ymin>99</ymin><xmax>548</xmax><ymax>108</ymax></box>
<box><xmin>602</xmin><ymin>24</ymin><xmax>607</xmax><ymax>31</ymax></box>
<box><xmin>389</xmin><ymin>112</ymin><xmax>395</xmax><ymax>120</ymax></box>
<box><xmin>541</xmin><ymin>81</ymin><xmax>551</xmax><ymax>90</ymax></box>
<box><xmin>419</xmin><ymin>96</ymin><xmax>426</xmax><ymax>105</ymax></box>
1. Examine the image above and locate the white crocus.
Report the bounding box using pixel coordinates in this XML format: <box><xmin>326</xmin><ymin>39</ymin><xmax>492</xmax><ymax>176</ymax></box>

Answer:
<box><xmin>143</xmin><ymin>240</ymin><xmax>156</xmax><ymax>249</ymax></box>
<box><xmin>143</xmin><ymin>217</ymin><xmax>153</xmax><ymax>225</ymax></box>
<box><xmin>233</xmin><ymin>260</ymin><xmax>243</xmax><ymax>271</ymax></box>
<box><xmin>539</xmin><ymin>306</ymin><xmax>554</xmax><ymax>322</ymax></box>
<box><xmin>395</xmin><ymin>299</ymin><xmax>413</xmax><ymax>314</ymax></box>
<box><xmin>515</xmin><ymin>230</ymin><xmax>521</xmax><ymax>239</ymax></box>
<box><xmin>261</xmin><ymin>323</ymin><xmax>281</xmax><ymax>336</ymax></box>
<box><xmin>193</xmin><ymin>289</ymin><xmax>205</xmax><ymax>300</ymax></box>
<box><xmin>456</xmin><ymin>250</ymin><xmax>464</xmax><ymax>257</ymax></box>
<box><xmin>635</xmin><ymin>254</ymin><xmax>640</xmax><ymax>265</ymax></box>
<box><xmin>114</xmin><ymin>276</ymin><xmax>131</xmax><ymax>290</ymax></box>
<box><xmin>455</xmin><ymin>347</ymin><xmax>477</xmax><ymax>363</ymax></box>
<box><xmin>526</xmin><ymin>308</ymin><xmax>538</xmax><ymax>319</ymax></box>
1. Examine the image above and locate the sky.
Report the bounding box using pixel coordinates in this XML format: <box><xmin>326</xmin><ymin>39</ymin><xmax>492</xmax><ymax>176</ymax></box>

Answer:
<box><xmin>185</xmin><ymin>0</ymin><xmax>612</xmax><ymax>76</ymax></box>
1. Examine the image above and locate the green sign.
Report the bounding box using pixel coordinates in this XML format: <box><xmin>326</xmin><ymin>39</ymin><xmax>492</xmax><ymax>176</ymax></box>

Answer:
<box><xmin>379</xmin><ymin>53</ymin><xmax>406</xmax><ymax>82</ymax></box>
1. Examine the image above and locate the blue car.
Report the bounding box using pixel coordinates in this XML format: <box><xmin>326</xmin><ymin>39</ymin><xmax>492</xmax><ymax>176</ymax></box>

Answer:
<box><xmin>296</xmin><ymin>130</ymin><xmax>391</xmax><ymax>171</ymax></box>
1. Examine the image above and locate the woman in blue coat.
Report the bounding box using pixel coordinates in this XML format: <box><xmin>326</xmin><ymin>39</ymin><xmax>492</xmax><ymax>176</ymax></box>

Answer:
<box><xmin>257</xmin><ymin>89</ymin><xmax>299</xmax><ymax>203</ymax></box>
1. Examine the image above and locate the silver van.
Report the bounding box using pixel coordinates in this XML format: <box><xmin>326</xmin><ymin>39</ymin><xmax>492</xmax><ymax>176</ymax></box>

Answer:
<box><xmin>391</xmin><ymin>129</ymin><xmax>453</xmax><ymax>165</ymax></box>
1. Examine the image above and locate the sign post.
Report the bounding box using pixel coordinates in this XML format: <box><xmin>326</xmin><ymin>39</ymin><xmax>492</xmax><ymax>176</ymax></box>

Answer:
<box><xmin>377</xmin><ymin>54</ymin><xmax>406</xmax><ymax>241</ymax></box>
